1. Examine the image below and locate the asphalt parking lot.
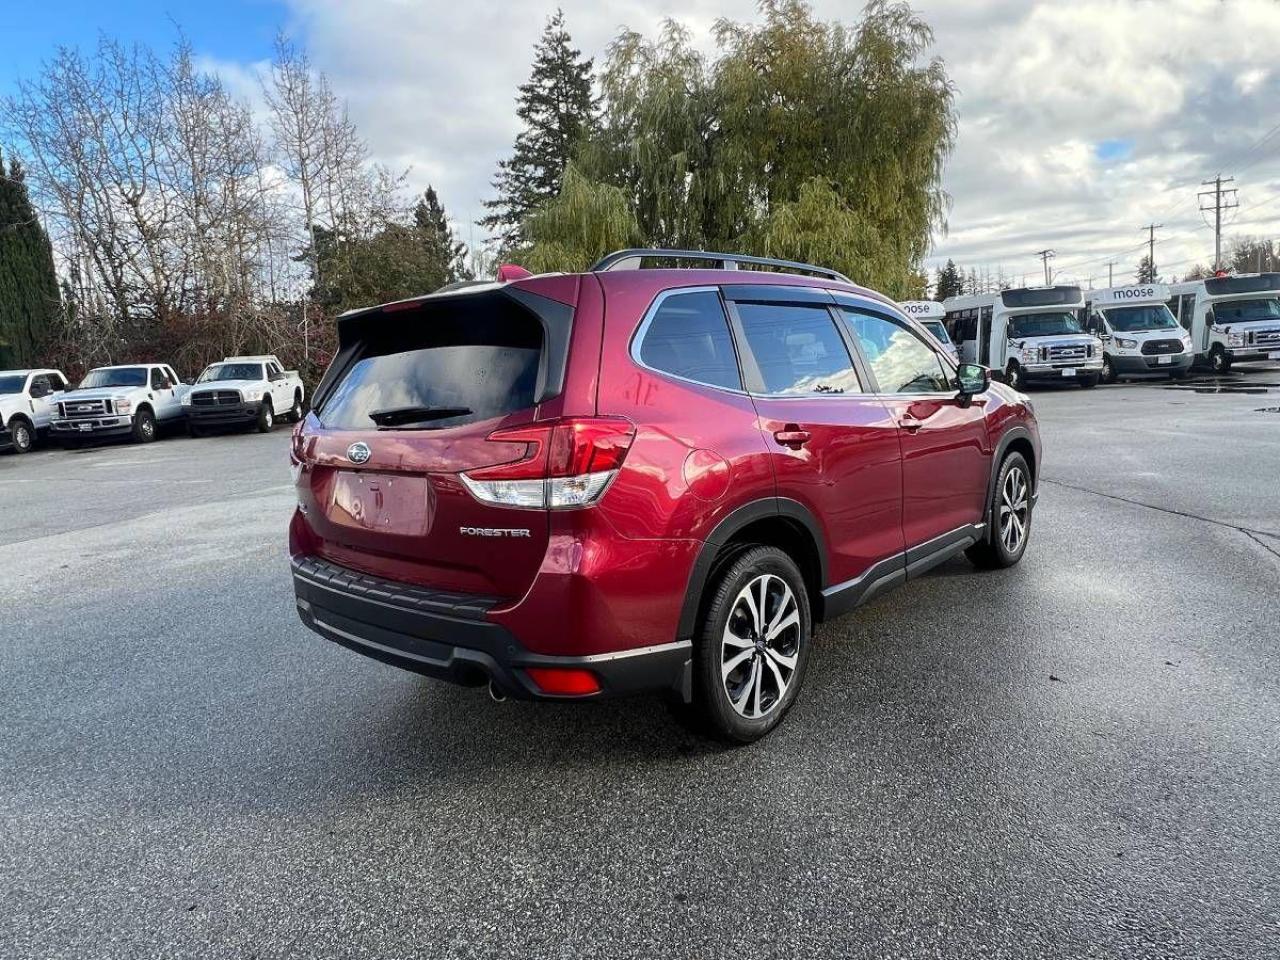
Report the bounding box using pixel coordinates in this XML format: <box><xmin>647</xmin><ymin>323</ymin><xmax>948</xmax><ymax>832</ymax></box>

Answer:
<box><xmin>3</xmin><ymin>369</ymin><xmax>1278</xmax><ymax>959</ymax></box>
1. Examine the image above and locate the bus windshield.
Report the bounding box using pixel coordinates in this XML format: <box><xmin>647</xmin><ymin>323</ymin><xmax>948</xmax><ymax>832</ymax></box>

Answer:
<box><xmin>1212</xmin><ymin>297</ymin><xmax>1280</xmax><ymax>324</ymax></box>
<box><xmin>1007</xmin><ymin>311</ymin><xmax>1084</xmax><ymax>339</ymax></box>
<box><xmin>1102</xmin><ymin>305</ymin><xmax>1178</xmax><ymax>332</ymax></box>
<box><xmin>920</xmin><ymin>320</ymin><xmax>952</xmax><ymax>344</ymax></box>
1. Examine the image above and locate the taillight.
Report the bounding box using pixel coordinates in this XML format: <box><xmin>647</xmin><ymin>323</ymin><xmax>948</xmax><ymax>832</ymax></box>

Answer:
<box><xmin>460</xmin><ymin>417</ymin><xmax>635</xmax><ymax>510</ymax></box>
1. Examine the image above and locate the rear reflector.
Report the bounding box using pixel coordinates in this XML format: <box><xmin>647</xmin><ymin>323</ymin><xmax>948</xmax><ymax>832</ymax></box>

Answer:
<box><xmin>459</xmin><ymin>417</ymin><xmax>635</xmax><ymax>509</ymax></box>
<box><xmin>525</xmin><ymin>667</ymin><xmax>601</xmax><ymax>696</ymax></box>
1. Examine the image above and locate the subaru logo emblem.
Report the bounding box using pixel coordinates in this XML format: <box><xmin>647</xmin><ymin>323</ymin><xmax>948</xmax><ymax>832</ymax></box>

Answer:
<box><xmin>346</xmin><ymin>442</ymin><xmax>371</xmax><ymax>464</ymax></box>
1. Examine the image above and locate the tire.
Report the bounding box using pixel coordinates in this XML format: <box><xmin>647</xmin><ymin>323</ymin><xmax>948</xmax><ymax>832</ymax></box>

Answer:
<box><xmin>1209</xmin><ymin>345</ymin><xmax>1231</xmax><ymax>375</ymax></box>
<box><xmin>690</xmin><ymin>545</ymin><xmax>812</xmax><ymax>744</ymax></box>
<box><xmin>1078</xmin><ymin>373</ymin><xmax>1100</xmax><ymax>389</ymax></box>
<box><xmin>287</xmin><ymin>392</ymin><xmax>304</xmax><ymax>423</ymax></box>
<box><xmin>131</xmin><ymin>407</ymin><xmax>157</xmax><ymax>444</ymax></box>
<box><xmin>8</xmin><ymin>417</ymin><xmax>34</xmax><ymax>454</ymax></box>
<box><xmin>966</xmin><ymin>452</ymin><xmax>1033</xmax><ymax>570</ymax></box>
<box><xmin>1101</xmin><ymin>354</ymin><xmax>1117</xmax><ymax>384</ymax></box>
<box><xmin>256</xmin><ymin>400</ymin><xmax>274</xmax><ymax>433</ymax></box>
<box><xmin>1004</xmin><ymin>361</ymin><xmax>1024</xmax><ymax>391</ymax></box>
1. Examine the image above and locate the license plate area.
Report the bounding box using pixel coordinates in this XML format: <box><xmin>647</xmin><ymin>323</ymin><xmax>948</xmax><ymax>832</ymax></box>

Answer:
<box><xmin>327</xmin><ymin>471</ymin><xmax>433</xmax><ymax>537</ymax></box>
<box><xmin>78</xmin><ymin>423</ymin><xmax>92</xmax><ymax>432</ymax></box>
<box><xmin>1061</xmin><ymin>368</ymin><xmax>1076</xmax><ymax>377</ymax></box>
<box><xmin>1157</xmin><ymin>355</ymin><xmax>1172</xmax><ymax>365</ymax></box>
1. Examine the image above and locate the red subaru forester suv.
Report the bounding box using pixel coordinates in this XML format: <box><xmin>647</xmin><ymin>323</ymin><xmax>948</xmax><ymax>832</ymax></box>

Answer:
<box><xmin>289</xmin><ymin>250</ymin><xmax>1040</xmax><ymax>742</ymax></box>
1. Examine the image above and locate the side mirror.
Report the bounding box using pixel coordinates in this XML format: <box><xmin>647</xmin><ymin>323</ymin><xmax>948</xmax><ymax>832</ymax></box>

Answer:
<box><xmin>956</xmin><ymin>363</ymin><xmax>990</xmax><ymax>398</ymax></box>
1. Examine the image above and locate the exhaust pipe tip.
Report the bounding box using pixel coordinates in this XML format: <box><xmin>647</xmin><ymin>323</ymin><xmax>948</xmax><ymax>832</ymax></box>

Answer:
<box><xmin>488</xmin><ymin>680</ymin><xmax>508</xmax><ymax>703</ymax></box>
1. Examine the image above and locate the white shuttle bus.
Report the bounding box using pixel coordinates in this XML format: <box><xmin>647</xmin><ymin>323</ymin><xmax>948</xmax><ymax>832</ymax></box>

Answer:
<box><xmin>899</xmin><ymin>301</ymin><xmax>958</xmax><ymax>358</ymax></box>
<box><xmin>1081</xmin><ymin>283</ymin><xmax>1194</xmax><ymax>382</ymax></box>
<box><xmin>1165</xmin><ymin>273</ymin><xmax>1280</xmax><ymax>373</ymax></box>
<box><xmin>942</xmin><ymin>286</ymin><xmax>1102</xmax><ymax>390</ymax></box>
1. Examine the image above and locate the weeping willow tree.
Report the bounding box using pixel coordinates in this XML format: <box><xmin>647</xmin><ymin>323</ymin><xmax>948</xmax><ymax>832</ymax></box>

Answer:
<box><xmin>522</xmin><ymin>0</ymin><xmax>955</xmax><ymax>298</ymax></box>
<box><xmin>519</xmin><ymin>163</ymin><xmax>641</xmax><ymax>273</ymax></box>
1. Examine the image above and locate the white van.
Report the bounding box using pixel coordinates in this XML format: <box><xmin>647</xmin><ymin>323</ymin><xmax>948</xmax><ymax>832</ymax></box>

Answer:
<box><xmin>1165</xmin><ymin>273</ymin><xmax>1280</xmax><ymax>373</ymax></box>
<box><xmin>899</xmin><ymin>301</ymin><xmax>958</xmax><ymax>358</ymax></box>
<box><xmin>1081</xmin><ymin>284</ymin><xmax>1194</xmax><ymax>382</ymax></box>
<box><xmin>942</xmin><ymin>286</ymin><xmax>1102</xmax><ymax>390</ymax></box>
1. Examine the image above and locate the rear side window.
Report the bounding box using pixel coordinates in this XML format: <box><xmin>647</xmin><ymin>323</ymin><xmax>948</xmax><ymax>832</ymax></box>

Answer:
<box><xmin>637</xmin><ymin>290</ymin><xmax>742</xmax><ymax>390</ymax></box>
<box><xmin>736</xmin><ymin>303</ymin><xmax>862</xmax><ymax>395</ymax></box>
<box><xmin>320</xmin><ymin>306</ymin><xmax>542</xmax><ymax>431</ymax></box>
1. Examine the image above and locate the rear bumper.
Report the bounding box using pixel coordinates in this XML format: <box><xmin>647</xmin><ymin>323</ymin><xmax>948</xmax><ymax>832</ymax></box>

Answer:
<box><xmin>291</xmin><ymin>554</ymin><xmax>692</xmax><ymax>701</ymax></box>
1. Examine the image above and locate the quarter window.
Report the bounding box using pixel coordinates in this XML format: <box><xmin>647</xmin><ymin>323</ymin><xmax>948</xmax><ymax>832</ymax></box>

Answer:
<box><xmin>736</xmin><ymin>303</ymin><xmax>862</xmax><ymax>395</ymax></box>
<box><xmin>841</xmin><ymin>310</ymin><xmax>952</xmax><ymax>394</ymax></box>
<box><xmin>637</xmin><ymin>290</ymin><xmax>742</xmax><ymax>390</ymax></box>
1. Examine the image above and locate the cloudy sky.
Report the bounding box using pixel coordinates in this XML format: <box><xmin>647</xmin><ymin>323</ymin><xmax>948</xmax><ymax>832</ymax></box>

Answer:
<box><xmin>5</xmin><ymin>0</ymin><xmax>1280</xmax><ymax>287</ymax></box>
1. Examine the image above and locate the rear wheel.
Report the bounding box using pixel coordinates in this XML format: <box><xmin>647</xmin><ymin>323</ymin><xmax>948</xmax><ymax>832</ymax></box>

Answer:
<box><xmin>691</xmin><ymin>546</ymin><xmax>811</xmax><ymax>743</ymax></box>
<box><xmin>8</xmin><ymin>417</ymin><xmax>34</xmax><ymax>454</ymax></box>
<box><xmin>132</xmin><ymin>408</ymin><xmax>156</xmax><ymax>444</ymax></box>
<box><xmin>967</xmin><ymin>452</ymin><xmax>1033</xmax><ymax>569</ymax></box>
<box><xmin>256</xmin><ymin>400</ymin><xmax>274</xmax><ymax>433</ymax></box>
<box><xmin>287</xmin><ymin>392</ymin><xmax>303</xmax><ymax>423</ymax></box>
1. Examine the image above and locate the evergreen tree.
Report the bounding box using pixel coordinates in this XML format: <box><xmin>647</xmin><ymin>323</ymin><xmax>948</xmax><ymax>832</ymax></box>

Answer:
<box><xmin>934</xmin><ymin>259</ymin><xmax>964</xmax><ymax>300</ymax></box>
<box><xmin>1136</xmin><ymin>254</ymin><xmax>1157</xmax><ymax>283</ymax></box>
<box><xmin>0</xmin><ymin>150</ymin><xmax>61</xmax><ymax>367</ymax></box>
<box><xmin>483</xmin><ymin>10</ymin><xmax>597</xmax><ymax>247</ymax></box>
<box><xmin>413</xmin><ymin>186</ymin><xmax>471</xmax><ymax>284</ymax></box>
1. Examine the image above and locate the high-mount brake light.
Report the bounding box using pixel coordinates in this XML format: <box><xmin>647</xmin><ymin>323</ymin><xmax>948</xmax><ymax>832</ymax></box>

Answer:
<box><xmin>459</xmin><ymin>417</ymin><xmax>635</xmax><ymax>509</ymax></box>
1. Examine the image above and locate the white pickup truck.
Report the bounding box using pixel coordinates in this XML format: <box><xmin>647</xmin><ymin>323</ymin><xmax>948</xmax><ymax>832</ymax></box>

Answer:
<box><xmin>1</xmin><ymin>368</ymin><xmax>72</xmax><ymax>454</ymax></box>
<box><xmin>183</xmin><ymin>355</ymin><xmax>304</xmax><ymax>435</ymax></box>
<box><xmin>51</xmin><ymin>363</ymin><xmax>190</xmax><ymax>445</ymax></box>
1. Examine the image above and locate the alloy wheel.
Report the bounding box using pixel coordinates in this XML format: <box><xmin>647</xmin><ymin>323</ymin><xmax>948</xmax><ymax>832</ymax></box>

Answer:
<box><xmin>721</xmin><ymin>574</ymin><xmax>801</xmax><ymax>720</ymax></box>
<box><xmin>999</xmin><ymin>464</ymin><xmax>1030</xmax><ymax>553</ymax></box>
<box><xmin>13</xmin><ymin>423</ymin><xmax>32</xmax><ymax>452</ymax></box>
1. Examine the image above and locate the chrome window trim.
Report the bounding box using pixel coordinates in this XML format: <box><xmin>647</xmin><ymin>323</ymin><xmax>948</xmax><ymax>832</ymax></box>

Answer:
<box><xmin>628</xmin><ymin>285</ymin><xmax>752</xmax><ymax>396</ymax></box>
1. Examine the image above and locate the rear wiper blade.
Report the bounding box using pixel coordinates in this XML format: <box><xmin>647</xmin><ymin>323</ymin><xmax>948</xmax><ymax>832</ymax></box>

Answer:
<box><xmin>368</xmin><ymin>405</ymin><xmax>472</xmax><ymax>428</ymax></box>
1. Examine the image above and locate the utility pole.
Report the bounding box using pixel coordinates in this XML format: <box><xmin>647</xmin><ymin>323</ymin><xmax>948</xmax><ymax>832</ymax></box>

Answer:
<box><xmin>1035</xmin><ymin>249</ymin><xmax>1055</xmax><ymax>285</ymax></box>
<box><xmin>1105</xmin><ymin>261</ymin><xmax>1115</xmax><ymax>287</ymax></box>
<box><xmin>1140</xmin><ymin>224</ymin><xmax>1162</xmax><ymax>280</ymax></box>
<box><xmin>1198</xmin><ymin>175</ymin><xmax>1238</xmax><ymax>271</ymax></box>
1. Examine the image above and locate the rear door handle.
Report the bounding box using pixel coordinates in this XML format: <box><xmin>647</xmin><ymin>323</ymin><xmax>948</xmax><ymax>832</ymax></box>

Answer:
<box><xmin>773</xmin><ymin>425</ymin><xmax>811</xmax><ymax>448</ymax></box>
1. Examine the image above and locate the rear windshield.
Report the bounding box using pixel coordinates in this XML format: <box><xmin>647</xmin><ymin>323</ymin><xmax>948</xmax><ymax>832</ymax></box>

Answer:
<box><xmin>320</xmin><ymin>307</ymin><xmax>543</xmax><ymax>431</ymax></box>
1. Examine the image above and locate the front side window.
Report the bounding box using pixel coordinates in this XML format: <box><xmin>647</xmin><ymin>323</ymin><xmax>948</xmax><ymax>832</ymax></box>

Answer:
<box><xmin>150</xmin><ymin>368</ymin><xmax>170</xmax><ymax>390</ymax></box>
<box><xmin>79</xmin><ymin>368</ymin><xmax>148</xmax><ymax>389</ymax></box>
<box><xmin>637</xmin><ymin>290</ymin><xmax>742</xmax><ymax>390</ymax></box>
<box><xmin>736</xmin><ymin>303</ymin><xmax>862</xmax><ymax>395</ymax></box>
<box><xmin>842</xmin><ymin>310</ymin><xmax>951</xmax><ymax>394</ymax></box>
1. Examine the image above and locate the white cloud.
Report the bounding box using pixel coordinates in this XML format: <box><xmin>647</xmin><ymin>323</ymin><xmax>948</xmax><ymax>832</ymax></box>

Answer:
<box><xmin>263</xmin><ymin>0</ymin><xmax>1280</xmax><ymax>283</ymax></box>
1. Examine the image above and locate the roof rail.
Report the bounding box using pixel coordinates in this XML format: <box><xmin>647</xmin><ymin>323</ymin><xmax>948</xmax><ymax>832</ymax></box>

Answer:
<box><xmin>589</xmin><ymin>248</ymin><xmax>852</xmax><ymax>285</ymax></box>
